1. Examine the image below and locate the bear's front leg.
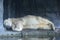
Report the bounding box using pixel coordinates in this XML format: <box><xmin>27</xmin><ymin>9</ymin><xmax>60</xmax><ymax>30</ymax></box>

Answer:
<box><xmin>12</xmin><ymin>21</ymin><xmax>23</xmax><ymax>31</ymax></box>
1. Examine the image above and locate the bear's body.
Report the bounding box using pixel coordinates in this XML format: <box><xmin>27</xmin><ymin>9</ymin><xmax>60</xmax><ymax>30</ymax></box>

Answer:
<box><xmin>4</xmin><ymin>15</ymin><xmax>55</xmax><ymax>31</ymax></box>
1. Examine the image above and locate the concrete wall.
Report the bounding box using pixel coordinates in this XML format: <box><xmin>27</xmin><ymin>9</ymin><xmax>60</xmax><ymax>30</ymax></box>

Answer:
<box><xmin>0</xmin><ymin>0</ymin><xmax>4</xmax><ymax>31</ymax></box>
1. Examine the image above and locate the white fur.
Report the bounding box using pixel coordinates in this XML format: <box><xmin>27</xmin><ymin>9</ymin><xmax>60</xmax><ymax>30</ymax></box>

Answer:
<box><xmin>4</xmin><ymin>18</ymin><xmax>12</xmax><ymax>27</ymax></box>
<box><xmin>4</xmin><ymin>15</ymin><xmax>55</xmax><ymax>31</ymax></box>
<box><xmin>12</xmin><ymin>21</ymin><xmax>23</xmax><ymax>31</ymax></box>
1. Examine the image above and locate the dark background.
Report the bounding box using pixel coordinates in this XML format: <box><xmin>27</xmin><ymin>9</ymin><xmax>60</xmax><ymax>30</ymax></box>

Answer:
<box><xmin>3</xmin><ymin>0</ymin><xmax>60</xmax><ymax>28</ymax></box>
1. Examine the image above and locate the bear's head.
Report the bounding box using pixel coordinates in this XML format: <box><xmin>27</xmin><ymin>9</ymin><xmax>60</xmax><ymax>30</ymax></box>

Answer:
<box><xmin>4</xmin><ymin>18</ymin><xmax>24</xmax><ymax>31</ymax></box>
<box><xmin>4</xmin><ymin>18</ymin><xmax>13</xmax><ymax>30</ymax></box>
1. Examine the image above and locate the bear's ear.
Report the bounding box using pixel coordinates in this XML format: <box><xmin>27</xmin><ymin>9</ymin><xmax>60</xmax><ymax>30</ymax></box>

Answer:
<box><xmin>4</xmin><ymin>19</ymin><xmax>8</xmax><ymax>25</ymax></box>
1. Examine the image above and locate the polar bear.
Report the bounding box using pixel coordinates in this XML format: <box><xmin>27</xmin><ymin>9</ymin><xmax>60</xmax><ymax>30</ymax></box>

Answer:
<box><xmin>4</xmin><ymin>15</ymin><xmax>55</xmax><ymax>31</ymax></box>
